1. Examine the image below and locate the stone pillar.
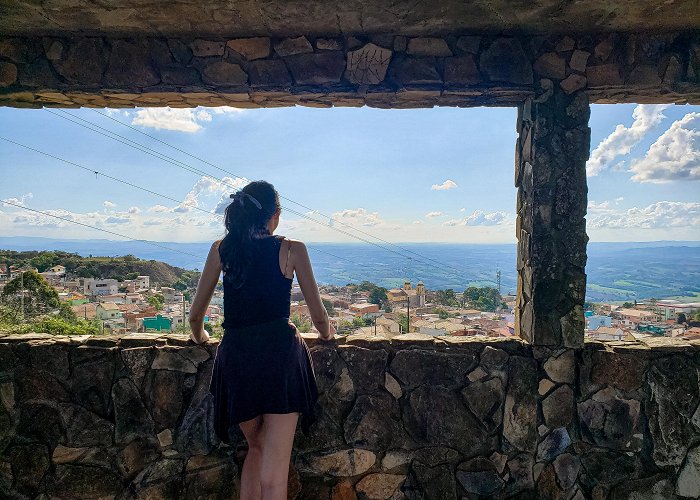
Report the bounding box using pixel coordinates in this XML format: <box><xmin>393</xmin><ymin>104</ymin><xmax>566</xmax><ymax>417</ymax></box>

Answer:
<box><xmin>514</xmin><ymin>81</ymin><xmax>590</xmax><ymax>348</ymax></box>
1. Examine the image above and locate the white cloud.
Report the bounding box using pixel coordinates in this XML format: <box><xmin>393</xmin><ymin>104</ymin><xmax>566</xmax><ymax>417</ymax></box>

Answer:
<box><xmin>331</xmin><ymin>208</ymin><xmax>384</xmax><ymax>227</ymax></box>
<box><xmin>587</xmin><ymin>201</ymin><xmax>700</xmax><ymax>229</ymax></box>
<box><xmin>615</xmin><ymin>197</ymin><xmax>624</xmax><ymax>203</ymax></box>
<box><xmin>1</xmin><ymin>192</ymin><xmax>33</xmax><ymax>207</ymax></box>
<box><xmin>425</xmin><ymin>211</ymin><xmax>443</xmax><ymax>218</ymax></box>
<box><xmin>459</xmin><ymin>207</ymin><xmax>466</xmax><ymax>212</ymax></box>
<box><xmin>413</xmin><ymin>220</ymin><xmax>422</xmax><ymax>224</ymax></box>
<box><xmin>103</xmin><ymin>200</ymin><xmax>116</xmax><ymax>209</ymax></box>
<box><xmin>441</xmin><ymin>210</ymin><xmax>512</xmax><ymax>227</ymax></box>
<box><xmin>431</xmin><ymin>179</ymin><xmax>458</xmax><ymax>191</ymax></box>
<box><xmin>629</xmin><ymin>112</ymin><xmax>700</xmax><ymax>183</ymax></box>
<box><xmin>465</xmin><ymin>210</ymin><xmax>510</xmax><ymax>226</ymax></box>
<box><xmin>128</xmin><ymin>206</ymin><xmax>141</xmax><ymax>214</ymax></box>
<box><xmin>148</xmin><ymin>204</ymin><xmax>169</xmax><ymax>213</ymax></box>
<box><xmin>587</xmin><ymin>104</ymin><xmax>669</xmax><ymax>177</ymax></box>
<box><xmin>131</xmin><ymin>106</ymin><xmax>246</xmax><ymax>133</ymax></box>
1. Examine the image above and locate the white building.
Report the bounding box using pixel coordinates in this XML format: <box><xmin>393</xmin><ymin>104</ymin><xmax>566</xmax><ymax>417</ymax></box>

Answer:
<box><xmin>136</xmin><ymin>275</ymin><xmax>150</xmax><ymax>290</ymax></box>
<box><xmin>84</xmin><ymin>278</ymin><xmax>119</xmax><ymax>296</ymax></box>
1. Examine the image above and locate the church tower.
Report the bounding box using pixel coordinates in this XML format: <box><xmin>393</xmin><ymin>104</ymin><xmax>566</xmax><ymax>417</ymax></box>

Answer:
<box><xmin>416</xmin><ymin>281</ymin><xmax>426</xmax><ymax>307</ymax></box>
<box><xmin>403</xmin><ymin>280</ymin><xmax>412</xmax><ymax>291</ymax></box>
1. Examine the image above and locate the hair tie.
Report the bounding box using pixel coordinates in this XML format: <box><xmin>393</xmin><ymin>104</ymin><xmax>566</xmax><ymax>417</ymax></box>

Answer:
<box><xmin>230</xmin><ymin>191</ymin><xmax>262</xmax><ymax>209</ymax></box>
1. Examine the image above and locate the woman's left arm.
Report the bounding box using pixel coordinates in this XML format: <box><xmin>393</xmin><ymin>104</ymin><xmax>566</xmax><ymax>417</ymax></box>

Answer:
<box><xmin>188</xmin><ymin>240</ymin><xmax>222</xmax><ymax>343</ymax></box>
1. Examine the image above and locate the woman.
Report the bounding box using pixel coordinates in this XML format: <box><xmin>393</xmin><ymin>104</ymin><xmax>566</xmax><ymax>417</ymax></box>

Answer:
<box><xmin>188</xmin><ymin>180</ymin><xmax>336</xmax><ymax>500</ymax></box>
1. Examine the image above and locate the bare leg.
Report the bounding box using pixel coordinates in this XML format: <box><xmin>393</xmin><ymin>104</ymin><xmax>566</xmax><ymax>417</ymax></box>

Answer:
<box><xmin>259</xmin><ymin>412</ymin><xmax>299</xmax><ymax>500</ymax></box>
<box><xmin>239</xmin><ymin>415</ymin><xmax>264</xmax><ymax>500</ymax></box>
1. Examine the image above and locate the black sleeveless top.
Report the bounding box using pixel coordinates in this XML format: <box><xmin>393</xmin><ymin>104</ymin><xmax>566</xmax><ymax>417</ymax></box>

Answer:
<box><xmin>221</xmin><ymin>235</ymin><xmax>293</xmax><ymax>329</ymax></box>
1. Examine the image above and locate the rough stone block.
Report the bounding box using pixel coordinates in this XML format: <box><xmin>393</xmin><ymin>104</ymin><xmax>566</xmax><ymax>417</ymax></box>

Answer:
<box><xmin>346</xmin><ymin>43</ymin><xmax>392</xmax><ymax>85</ymax></box>
<box><xmin>406</xmin><ymin>37</ymin><xmax>452</xmax><ymax>57</ymax></box>
<box><xmin>226</xmin><ymin>37</ymin><xmax>270</xmax><ymax>60</ymax></box>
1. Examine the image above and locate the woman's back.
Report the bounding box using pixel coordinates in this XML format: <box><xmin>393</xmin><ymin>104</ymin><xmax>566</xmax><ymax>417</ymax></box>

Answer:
<box><xmin>221</xmin><ymin>235</ymin><xmax>292</xmax><ymax>329</ymax></box>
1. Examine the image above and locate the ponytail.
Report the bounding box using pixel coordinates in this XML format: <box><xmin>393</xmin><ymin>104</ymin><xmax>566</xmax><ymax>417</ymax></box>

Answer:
<box><xmin>218</xmin><ymin>181</ymin><xmax>280</xmax><ymax>288</ymax></box>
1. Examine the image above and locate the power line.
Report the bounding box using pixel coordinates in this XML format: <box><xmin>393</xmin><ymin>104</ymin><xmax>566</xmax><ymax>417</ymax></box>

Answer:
<box><xmin>0</xmin><ymin>199</ymin><xmax>203</xmax><ymax>259</ymax></box>
<box><xmin>0</xmin><ymin>135</ymin><xmax>369</xmax><ymax>276</ymax></box>
<box><xmin>45</xmin><ymin>109</ymin><xmax>424</xmax><ymax>262</ymax></box>
<box><xmin>45</xmin><ymin>109</ymin><xmax>495</xmax><ymax>286</ymax></box>
<box><xmin>90</xmin><ymin>107</ymin><xmax>469</xmax><ymax>272</ymax></box>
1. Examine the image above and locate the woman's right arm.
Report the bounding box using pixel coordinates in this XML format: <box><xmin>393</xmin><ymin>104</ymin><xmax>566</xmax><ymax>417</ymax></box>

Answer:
<box><xmin>291</xmin><ymin>240</ymin><xmax>335</xmax><ymax>340</ymax></box>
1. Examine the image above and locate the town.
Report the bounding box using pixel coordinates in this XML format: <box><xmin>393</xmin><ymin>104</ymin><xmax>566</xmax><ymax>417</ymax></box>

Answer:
<box><xmin>1</xmin><ymin>258</ymin><xmax>698</xmax><ymax>342</ymax></box>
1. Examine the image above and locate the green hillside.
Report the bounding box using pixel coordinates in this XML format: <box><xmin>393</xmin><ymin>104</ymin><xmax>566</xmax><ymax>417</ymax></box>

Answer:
<box><xmin>0</xmin><ymin>250</ymin><xmax>200</xmax><ymax>288</ymax></box>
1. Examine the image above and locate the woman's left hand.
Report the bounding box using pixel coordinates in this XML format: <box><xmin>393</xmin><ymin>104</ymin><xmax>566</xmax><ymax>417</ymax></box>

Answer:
<box><xmin>189</xmin><ymin>330</ymin><xmax>210</xmax><ymax>344</ymax></box>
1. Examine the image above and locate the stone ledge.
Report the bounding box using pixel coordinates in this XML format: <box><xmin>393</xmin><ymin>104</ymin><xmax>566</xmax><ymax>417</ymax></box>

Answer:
<box><xmin>2</xmin><ymin>331</ymin><xmax>698</xmax><ymax>354</ymax></box>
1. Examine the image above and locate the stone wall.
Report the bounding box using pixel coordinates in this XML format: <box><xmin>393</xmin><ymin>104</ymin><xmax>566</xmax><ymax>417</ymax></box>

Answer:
<box><xmin>2</xmin><ymin>331</ymin><xmax>700</xmax><ymax>499</ymax></box>
<box><xmin>1</xmin><ymin>32</ymin><xmax>699</xmax><ymax>108</ymax></box>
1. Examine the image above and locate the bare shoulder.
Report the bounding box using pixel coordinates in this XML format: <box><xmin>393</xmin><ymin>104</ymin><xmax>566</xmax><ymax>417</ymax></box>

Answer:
<box><xmin>282</xmin><ymin>237</ymin><xmax>307</xmax><ymax>252</ymax></box>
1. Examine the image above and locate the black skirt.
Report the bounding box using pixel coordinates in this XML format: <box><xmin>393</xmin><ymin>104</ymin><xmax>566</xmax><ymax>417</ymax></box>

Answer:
<box><xmin>208</xmin><ymin>317</ymin><xmax>319</xmax><ymax>443</ymax></box>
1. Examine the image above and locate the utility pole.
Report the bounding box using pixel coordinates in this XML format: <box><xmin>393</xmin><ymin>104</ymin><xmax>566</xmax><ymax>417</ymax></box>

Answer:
<box><xmin>406</xmin><ymin>294</ymin><xmax>410</xmax><ymax>334</ymax></box>
<box><xmin>182</xmin><ymin>293</ymin><xmax>186</xmax><ymax>333</ymax></box>
<box><xmin>20</xmin><ymin>269</ymin><xmax>24</xmax><ymax>321</ymax></box>
<box><xmin>496</xmin><ymin>270</ymin><xmax>502</xmax><ymax>295</ymax></box>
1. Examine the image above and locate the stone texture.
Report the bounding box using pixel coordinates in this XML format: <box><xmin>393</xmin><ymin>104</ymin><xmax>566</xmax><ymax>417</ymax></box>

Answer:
<box><xmin>544</xmin><ymin>350</ymin><xmax>575</xmax><ymax>383</ymax></box>
<box><xmin>390</xmin><ymin>350</ymin><xmax>475</xmax><ymax>389</ymax></box>
<box><xmin>306</xmin><ymin>448</ymin><xmax>376</xmax><ymax>476</ymax></box>
<box><xmin>444</xmin><ymin>55</ymin><xmax>480</xmax><ymax>85</ymax></box>
<box><xmin>461</xmin><ymin>377</ymin><xmax>503</xmax><ymax>431</ymax></box>
<box><xmin>346</xmin><ymin>43</ymin><xmax>392</xmax><ymax>85</ymax></box>
<box><xmin>285</xmin><ymin>51</ymin><xmax>345</xmax><ymax>85</ymax></box>
<box><xmin>249</xmin><ymin>59</ymin><xmax>292</xmax><ymax>86</ymax></box>
<box><xmin>356</xmin><ymin>473</ymin><xmax>405</xmax><ymax>499</ymax></box>
<box><xmin>406</xmin><ymin>37</ymin><xmax>452</xmax><ymax>57</ymax></box>
<box><xmin>201</xmin><ymin>61</ymin><xmax>247</xmax><ymax>85</ymax></box>
<box><xmin>480</xmin><ymin>38</ymin><xmax>533</xmax><ymax>85</ymax></box>
<box><xmin>537</xmin><ymin>427</ymin><xmax>571</xmax><ymax>461</ymax></box>
<box><xmin>52</xmin><ymin>38</ymin><xmax>107</xmax><ymax>85</ymax></box>
<box><xmin>105</xmin><ymin>40</ymin><xmax>159</xmax><ymax>87</ymax></box>
<box><xmin>647</xmin><ymin>356</ymin><xmax>700</xmax><ymax>467</ymax></box>
<box><xmin>389</xmin><ymin>56</ymin><xmax>441</xmax><ymax>84</ymax></box>
<box><xmin>411</xmin><ymin>462</ymin><xmax>457</xmax><ymax>500</ymax></box>
<box><xmin>456</xmin><ymin>458</ymin><xmax>505</xmax><ymax>496</ymax></box>
<box><xmin>534</xmin><ymin>52</ymin><xmax>566</xmax><ymax>79</ymax></box>
<box><xmin>0</xmin><ymin>62</ymin><xmax>18</xmax><ymax>87</ymax></box>
<box><xmin>578</xmin><ymin>387</ymin><xmax>643</xmax><ymax>452</ymax></box>
<box><xmin>190</xmin><ymin>39</ymin><xmax>224</xmax><ymax>57</ymax></box>
<box><xmin>561</xmin><ymin>74</ymin><xmax>587</xmax><ymax>94</ymax></box>
<box><xmin>587</xmin><ymin>64</ymin><xmax>623</xmax><ymax>86</ymax></box>
<box><xmin>275</xmin><ymin>36</ymin><xmax>313</xmax><ymax>57</ymax></box>
<box><xmin>569</xmin><ymin>50</ymin><xmax>590</xmax><ymax>72</ymax></box>
<box><xmin>406</xmin><ymin>385</ymin><xmax>492</xmax><ymax>452</ymax></box>
<box><xmin>456</xmin><ymin>36</ymin><xmax>481</xmax><ymax>54</ymax></box>
<box><xmin>676</xmin><ymin>445</ymin><xmax>700</xmax><ymax>497</ymax></box>
<box><xmin>503</xmin><ymin>356</ymin><xmax>538</xmax><ymax>451</ymax></box>
<box><xmin>542</xmin><ymin>385</ymin><xmax>574</xmax><ymax>428</ymax></box>
<box><xmin>344</xmin><ymin>393</ymin><xmax>404</xmax><ymax>448</ymax></box>
<box><xmin>112</xmin><ymin>377</ymin><xmax>156</xmax><ymax>444</ymax></box>
<box><xmin>226</xmin><ymin>37</ymin><xmax>270</xmax><ymax>60</ymax></box>
<box><xmin>4</xmin><ymin>330</ymin><xmax>700</xmax><ymax>498</ymax></box>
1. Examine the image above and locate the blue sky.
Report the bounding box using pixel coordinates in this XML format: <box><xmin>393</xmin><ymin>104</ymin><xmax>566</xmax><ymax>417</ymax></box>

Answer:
<box><xmin>0</xmin><ymin>103</ymin><xmax>698</xmax><ymax>243</ymax></box>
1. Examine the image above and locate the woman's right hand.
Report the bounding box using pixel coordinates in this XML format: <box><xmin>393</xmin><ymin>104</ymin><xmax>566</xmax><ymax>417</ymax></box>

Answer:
<box><xmin>319</xmin><ymin>323</ymin><xmax>336</xmax><ymax>341</ymax></box>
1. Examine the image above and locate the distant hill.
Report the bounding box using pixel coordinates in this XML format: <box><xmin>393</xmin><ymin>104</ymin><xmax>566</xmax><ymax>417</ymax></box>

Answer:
<box><xmin>0</xmin><ymin>237</ymin><xmax>698</xmax><ymax>301</ymax></box>
<box><xmin>0</xmin><ymin>249</ymin><xmax>199</xmax><ymax>287</ymax></box>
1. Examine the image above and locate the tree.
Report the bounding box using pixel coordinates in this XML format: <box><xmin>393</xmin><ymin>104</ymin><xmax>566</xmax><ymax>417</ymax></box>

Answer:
<box><xmin>369</xmin><ymin>287</ymin><xmax>388</xmax><ymax>306</ymax></box>
<box><xmin>678</xmin><ymin>313</ymin><xmax>688</xmax><ymax>324</ymax></box>
<box><xmin>695</xmin><ymin>311</ymin><xmax>700</xmax><ymax>322</ymax></box>
<box><xmin>322</xmin><ymin>299</ymin><xmax>335</xmax><ymax>316</ymax></box>
<box><xmin>396</xmin><ymin>312</ymin><xmax>409</xmax><ymax>333</ymax></box>
<box><xmin>463</xmin><ymin>286</ymin><xmax>503</xmax><ymax>312</ymax></box>
<box><xmin>1</xmin><ymin>270</ymin><xmax>61</xmax><ymax>318</ymax></box>
<box><xmin>622</xmin><ymin>302</ymin><xmax>635</xmax><ymax>308</ymax></box>
<box><xmin>435</xmin><ymin>289</ymin><xmax>458</xmax><ymax>307</ymax></box>
<box><xmin>290</xmin><ymin>313</ymin><xmax>311</xmax><ymax>333</ymax></box>
<box><xmin>147</xmin><ymin>294</ymin><xmax>165</xmax><ymax>311</ymax></box>
<box><xmin>436</xmin><ymin>308</ymin><xmax>450</xmax><ymax>319</ymax></box>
